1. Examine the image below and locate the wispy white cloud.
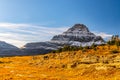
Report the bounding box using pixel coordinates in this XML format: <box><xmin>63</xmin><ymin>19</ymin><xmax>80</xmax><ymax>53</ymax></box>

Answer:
<box><xmin>0</xmin><ymin>22</ymin><xmax>30</xmax><ymax>28</ymax></box>
<box><xmin>0</xmin><ymin>22</ymin><xmax>113</xmax><ymax>47</ymax></box>
<box><xmin>0</xmin><ymin>22</ymin><xmax>69</xmax><ymax>47</ymax></box>
<box><xmin>93</xmin><ymin>32</ymin><xmax>112</xmax><ymax>39</ymax></box>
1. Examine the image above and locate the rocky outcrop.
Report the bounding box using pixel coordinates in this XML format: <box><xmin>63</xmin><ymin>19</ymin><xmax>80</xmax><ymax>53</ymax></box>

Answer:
<box><xmin>51</xmin><ymin>24</ymin><xmax>104</xmax><ymax>46</ymax></box>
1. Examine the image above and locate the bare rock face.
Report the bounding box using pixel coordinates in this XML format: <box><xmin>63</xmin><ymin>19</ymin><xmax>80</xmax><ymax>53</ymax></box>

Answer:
<box><xmin>22</xmin><ymin>24</ymin><xmax>105</xmax><ymax>55</ymax></box>
<box><xmin>65</xmin><ymin>24</ymin><xmax>90</xmax><ymax>33</ymax></box>
<box><xmin>51</xmin><ymin>24</ymin><xmax>105</xmax><ymax>46</ymax></box>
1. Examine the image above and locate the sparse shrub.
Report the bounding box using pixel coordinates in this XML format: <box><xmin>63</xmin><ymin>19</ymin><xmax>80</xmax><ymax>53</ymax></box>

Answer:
<box><xmin>107</xmin><ymin>35</ymin><xmax>120</xmax><ymax>50</ymax></box>
<box><xmin>56</xmin><ymin>48</ymin><xmax>62</xmax><ymax>53</ymax></box>
<box><xmin>115</xmin><ymin>41</ymin><xmax>120</xmax><ymax>50</ymax></box>
<box><xmin>91</xmin><ymin>43</ymin><xmax>96</xmax><ymax>49</ymax></box>
<box><xmin>61</xmin><ymin>64</ymin><xmax>67</xmax><ymax>68</ymax></box>
<box><xmin>71</xmin><ymin>63</ymin><xmax>77</xmax><ymax>68</ymax></box>
<box><xmin>93</xmin><ymin>47</ymin><xmax>97</xmax><ymax>51</ymax></box>
<box><xmin>0</xmin><ymin>61</ymin><xmax>4</xmax><ymax>63</ymax></box>
<box><xmin>67</xmin><ymin>62</ymin><xmax>77</xmax><ymax>68</ymax></box>
<box><xmin>51</xmin><ymin>50</ymin><xmax>56</xmax><ymax>53</ymax></box>
<box><xmin>62</xmin><ymin>45</ymin><xmax>70</xmax><ymax>51</ymax></box>
<box><xmin>82</xmin><ymin>48</ymin><xmax>86</xmax><ymax>53</ymax></box>
<box><xmin>79</xmin><ymin>45</ymin><xmax>83</xmax><ymax>50</ymax></box>
<box><xmin>110</xmin><ymin>50</ymin><xmax>120</xmax><ymax>54</ymax></box>
<box><xmin>48</xmin><ymin>65</ymin><xmax>53</xmax><ymax>69</ymax></box>
<box><xmin>53</xmin><ymin>45</ymin><xmax>81</xmax><ymax>53</ymax></box>
<box><xmin>107</xmin><ymin>40</ymin><xmax>115</xmax><ymax>45</ymax></box>
<box><xmin>52</xmin><ymin>44</ymin><xmax>96</xmax><ymax>53</ymax></box>
<box><xmin>84</xmin><ymin>46</ymin><xmax>90</xmax><ymax>49</ymax></box>
<box><xmin>43</xmin><ymin>56</ymin><xmax>49</xmax><ymax>60</ymax></box>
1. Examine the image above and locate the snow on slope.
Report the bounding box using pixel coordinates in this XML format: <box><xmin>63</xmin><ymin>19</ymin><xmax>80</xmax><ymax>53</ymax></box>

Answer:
<box><xmin>23</xmin><ymin>24</ymin><xmax>105</xmax><ymax>54</ymax></box>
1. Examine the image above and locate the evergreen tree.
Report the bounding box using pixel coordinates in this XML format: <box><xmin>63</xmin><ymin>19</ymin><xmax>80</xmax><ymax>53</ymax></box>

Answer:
<box><xmin>115</xmin><ymin>41</ymin><xmax>120</xmax><ymax>50</ymax></box>
<box><xmin>91</xmin><ymin>43</ymin><xmax>97</xmax><ymax>51</ymax></box>
<box><xmin>79</xmin><ymin>45</ymin><xmax>83</xmax><ymax>50</ymax></box>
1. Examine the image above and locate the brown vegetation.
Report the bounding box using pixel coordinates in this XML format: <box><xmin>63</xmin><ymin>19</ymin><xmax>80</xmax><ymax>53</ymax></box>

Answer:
<box><xmin>1</xmin><ymin>44</ymin><xmax>120</xmax><ymax>80</ymax></box>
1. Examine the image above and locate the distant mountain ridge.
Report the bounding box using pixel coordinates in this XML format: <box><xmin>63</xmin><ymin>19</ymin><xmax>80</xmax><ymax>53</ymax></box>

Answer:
<box><xmin>22</xmin><ymin>24</ymin><xmax>105</xmax><ymax>54</ymax></box>
<box><xmin>0</xmin><ymin>24</ymin><xmax>105</xmax><ymax>56</ymax></box>
<box><xmin>0</xmin><ymin>41</ymin><xmax>21</xmax><ymax>56</ymax></box>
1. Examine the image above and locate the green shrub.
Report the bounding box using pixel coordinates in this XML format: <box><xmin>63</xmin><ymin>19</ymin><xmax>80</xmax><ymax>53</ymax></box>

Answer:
<box><xmin>79</xmin><ymin>46</ymin><xmax>83</xmax><ymax>50</ymax></box>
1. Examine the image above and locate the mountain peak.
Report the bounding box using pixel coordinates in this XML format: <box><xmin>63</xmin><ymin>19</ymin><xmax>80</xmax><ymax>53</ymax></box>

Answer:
<box><xmin>67</xmin><ymin>24</ymin><xmax>89</xmax><ymax>33</ymax></box>
<box><xmin>0</xmin><ymin>41</ymin><xmax>18</xmax><ymax>49</ymax></box>
<box><xmin>23</xmin><ymin>23</ymin><xmax>105</xmax><ymax>54</ymax></box>
<box><xmin>51</xmin><ymin>23</ymin><xmax>104</xmax><ymax>46</ymax></box>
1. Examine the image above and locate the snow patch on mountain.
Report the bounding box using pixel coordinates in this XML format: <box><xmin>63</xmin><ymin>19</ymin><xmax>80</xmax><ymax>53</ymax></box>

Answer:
<box><xmin>22</xmin><ymin>24</ymin><xmax>105</xmax><ymax>54</ymax></box>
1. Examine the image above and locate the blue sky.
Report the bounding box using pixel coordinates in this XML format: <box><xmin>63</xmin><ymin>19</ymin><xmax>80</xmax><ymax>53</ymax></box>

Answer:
<box><xmin>0</xmin><ymin>0</ymin><xmax>119</xmax><ymax>47</ymax></box>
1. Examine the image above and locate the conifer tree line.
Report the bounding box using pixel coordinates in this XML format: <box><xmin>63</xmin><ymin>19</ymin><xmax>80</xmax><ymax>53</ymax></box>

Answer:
<box><xmin>52</xmin><ymin>43</ymin><xmax>97</xmax><ymax>53</ymax></box>
<box><xmin>52</xmin><ymin>35</ymin><xmax>120</xmax><ymax>53</ymax></box>
<box><xmin>107</xmin><ymin>35</ymin><xmax>120</xmax><ymax>49</ymax></box>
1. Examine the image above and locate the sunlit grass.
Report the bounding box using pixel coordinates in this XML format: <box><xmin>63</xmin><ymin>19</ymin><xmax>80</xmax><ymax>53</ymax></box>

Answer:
<box><xmin>0</xmin><ymin>45</ymin><xmax>120</xmax><ymax>80</ymax></box>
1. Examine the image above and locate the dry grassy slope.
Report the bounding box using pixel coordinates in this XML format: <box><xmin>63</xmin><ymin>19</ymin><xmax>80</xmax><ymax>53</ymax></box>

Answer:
<box><xmin>1</xmin><ymin>45</ymin><xmax>120</xmax><ymax>80</ymax></box>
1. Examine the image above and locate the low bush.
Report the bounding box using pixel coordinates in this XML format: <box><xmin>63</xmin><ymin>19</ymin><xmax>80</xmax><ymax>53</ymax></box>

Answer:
<box><xmin>110</xmin><ymin>50</ymin><xmax>120</xmax><ymax>54</ymax></box>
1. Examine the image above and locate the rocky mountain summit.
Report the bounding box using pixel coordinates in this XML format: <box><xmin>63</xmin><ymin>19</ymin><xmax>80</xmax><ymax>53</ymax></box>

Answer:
<box><xmin>51</xmin><ymin>24</ymin><xmax>104</xmax><ymax>46</ymax></box>
<box><xmin>22</xmin><ymin>24</ymin><xmax>105</xmax><ymax>54</ymax></box>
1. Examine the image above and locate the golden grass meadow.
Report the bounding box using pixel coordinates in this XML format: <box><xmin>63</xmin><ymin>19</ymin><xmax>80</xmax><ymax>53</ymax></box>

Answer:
<box><xmin>1</xmin><ymin>45</ymin><xmax>120</xmax><ymax>80</ymax></box>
